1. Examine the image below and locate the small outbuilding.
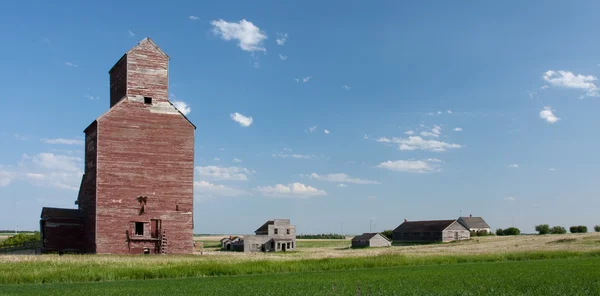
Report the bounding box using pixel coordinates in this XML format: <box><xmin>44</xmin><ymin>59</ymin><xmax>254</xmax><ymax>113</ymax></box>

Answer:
<box><xmin>392</xmin><ymin>219</ymin><xmax>470</xmax><ymax>243</ymax></box>
<box><xmin>351</xmin><ymin>233</ymin><xmax>391</xmax><ymax>248</ymax></box>
<box><xmin>457</xmin><ymin>215</ymin><xmax>491</xmax><ymax>234</ymax></box>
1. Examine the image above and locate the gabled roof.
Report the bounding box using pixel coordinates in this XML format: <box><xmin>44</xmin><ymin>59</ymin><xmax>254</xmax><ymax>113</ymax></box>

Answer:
<box><xmin>393</xmin><ymin>220</ymin><xmax>458</xmax><ymax>233</ymax></box>
<box><xmin>41</xmin><ymin>207</ymin><xmax>83</xmax><ymax>219</ymax></box>
<box><xmin>108</xmin><ymin>37</ymin><xmax>169</xmax><ymax>74</ymax></box>
<box><xmin>255</xmin><ymin>220</ymin><xmax>274</xmax><ymax>233</ymax></box>
<box><xmin>458</xmin><ymin>217</ymin><xmax>490</xmax><ymax>229</ymax></box>
<box><xmin>352</xmin><ymin>233</ymin><xmax>388</xmax><ymax>241</ymax></box>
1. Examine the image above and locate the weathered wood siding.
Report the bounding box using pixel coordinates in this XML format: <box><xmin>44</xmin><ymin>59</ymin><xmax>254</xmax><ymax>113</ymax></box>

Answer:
<box><xmin>78</xmin><ymin>123</ymin><xmax>97</xmax><ymax>253</ymax></box>
<box><xmin>125</xmin><ymin>41</ymin><xmax>169</xmax><ymax>103</ymax></box>
<box><xmin>95</xmin><ymin>96</ymin><xmax>194</xmax><ymax>254</ymax></box>
<box><xmin>109</xmin><ymin>56</ymin><xmax>127</xmax><ymax>108</ymax></box>
<box><xmin>441</xmin><ymin>221</ymin><xmax>470</xmax><ymax>242</ymax></box>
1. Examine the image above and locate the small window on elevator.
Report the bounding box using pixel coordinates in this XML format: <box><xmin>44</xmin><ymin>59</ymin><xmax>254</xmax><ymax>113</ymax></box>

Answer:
<box><xmin>144</xmin><ymin>97</ymin><xmax>152</xmax><ymax>104</ymax></box>
<box><xmin>135</xmin><ymin>222</ymin><xmax>144</xmax><ymax>236</ymax></box>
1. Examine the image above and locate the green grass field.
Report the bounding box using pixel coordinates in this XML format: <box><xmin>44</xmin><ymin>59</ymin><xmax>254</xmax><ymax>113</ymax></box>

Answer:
<box><xmin>1</xmin><ymin>257</ymin><xmax>599</xmax><ymax>295</ymax></box>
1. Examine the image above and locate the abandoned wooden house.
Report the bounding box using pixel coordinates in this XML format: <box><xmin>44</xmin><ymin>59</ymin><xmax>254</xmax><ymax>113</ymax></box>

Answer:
<box><xmin>392</xmin><ymin>219</ymin><xmax>470</xmax><ymax>243</ymax></box>
<box><xmin>457</xmin><ymin>215</ymin><xmax>491</xmax><ymax>234</ymax></box>
<box><xmin>351</xmin><ymin>233</ymin><xmax>391</xmax><ymax>248</ymax></box>
<box><xmin>40</xmin><ymin>37</ymin><xmax>196</xmax><ymax>255</ymax></box>
<box><xmin>226</xmin><ymin>219</ymin><xmax>297</xmax><ymax>252</ymax></box>
<box><xmin>220</xmin><ymin>236</ymin><xmax>242</xmax><ymax>251</ymax></box>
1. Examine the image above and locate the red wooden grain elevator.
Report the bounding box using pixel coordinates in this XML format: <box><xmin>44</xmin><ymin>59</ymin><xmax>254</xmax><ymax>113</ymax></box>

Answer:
<box><xmin>40</xmin><ymin>38</ymin><xmax>196</xmax><ymax>254</ymax></box>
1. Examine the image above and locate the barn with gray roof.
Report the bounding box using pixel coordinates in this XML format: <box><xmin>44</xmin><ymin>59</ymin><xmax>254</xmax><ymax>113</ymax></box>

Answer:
<box><xmin>392</xmin><ymin>219</ymin><xmax>470</xmax><ymax>243</ymax></box>
<box><xmin>457</xmin><ymin>215</ymin><xmax>491</xmax><ymax>234</ymax></box>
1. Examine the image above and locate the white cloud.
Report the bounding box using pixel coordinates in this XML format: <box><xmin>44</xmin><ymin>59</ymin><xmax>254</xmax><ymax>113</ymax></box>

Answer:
<box><xmin>342</xmin><ymin>85</ymin><xmax>351</xmax><ymax>90</ymax></box>
<box><xmin>404</xmin><ymin>130</ymin><xmax>414</xmax><ymax>135</ymax></box>
<box><xmin>539</xmin><ymin>106</ymin><xmax>560</xmax><ymax>124</ymax></box>
<box><xmin>364</xmin><ymin>134</ymin><xmax>369</xmax><ymax>140</ymax></box>
<box><xmin>426</xmin><ymin>158</ymin><xmax>442</xmax><ymax>163</ymax></box>
<box><xmin>230</xmin><ymin>112</ymin><xmax>253</xmax><ymax>127</ymax></box>
<box><xmin>1</xmin><ymin>153</ymin><xmax>84</xmax><ymax>191</ymax></box>
<box><xmin>128</xmin><ymin>30</ymin><xmax>135</xmax><ymax>37</ymax></box>
<box><xmin>189</xmin><ymin>16</ymin><xmax>199</xmax><ymax>21</ymax></box>
<box><xmin>214</xmin><ymin>157</ymin><xmax>220</xmax><ymax>161</ymax></box>
<box><xmin>276</xmin><ymin>32</ymin><xmax>288</xmax><ymax>46</ymax></box>
<box><xmin>211</xmin><ymin>19</ymin><xmax>267</xmax><ymax>52</ymax></box>
<box><xmin>504</xmin><ymin>196</ymin><xmax>516</xmax><ymax>201</ymax></box>
<box><xmin>296</xmin><ymin>76</ymin><xmax>311</xmax><ymax>83</ymax></box>
<box><xmin>420</xmin><ymin>125</ymin><xmax>441</xmax><ymax>138</ymax></box>
<box><xmin>453</xmin><ymin>127</ymin><xmax>463</xmax><ymax>132</ymax></box>
<box><xmin>283</xmin><ymin>148</ymin><xmax>292</xmax><ymax>152</ymax></box>
<box><xmin>272</xmin><ymin>152</ymin><xmax>312</xmax><ymax>159</ymax></box>
<box><xmin>195</xmin><ymin>165</ymin><xmax>252</xmax><ymax>181</ymax></box>
<box><xmin>0</xmin><ymin>170</ymin><xmax>13</xmax><ymax>187</ymax></box>
<box><xmin>542</xmin><ymin>70</ymin><xmax>598</xmax><ymax>97</ymax></box>
<box><xmin>14</xmin><ymin>134</ymin><xmax>29</xmax><ymax>141</ymax></box>
<box><xmin>256</xmin><ymin>182</ymin><xmax>326</xmax><ymax>198</ymax></box>
<box><xmin>194</xmin><ymin>181</ymin><xmax>246</xmax><ymax>199</ymax></box>
<box><xmin>540</xmin><ymin>85</ymin><xmax>549</xmax><ymax>90</ymax></box>
<box><xmin>65</xmin><ymin>61</ymin><xmax>78</xmax><ymax>68</ymax></box>
<box><xmin>337</xmin><ymin>184</ymin><xmax>347</xmax><ymax>188</ymax></box>
<box><xmin>549</xmin><ymin>168</ymin><xmax>556</xmax><ymax>171</ymax></box>
<box><xmin>279</xmin><ymin>54</ymin><xmax>288</xmax><ymax>60</ymax></box>
<box><xmin>376</xmin><ymin>159</ymin><xmax>441</xmax><ymax>173</ymax></box>
<box><xmin>306</xmin><ymin>126</ymin><xmax>317</xmax><ymax>133</ymax></box>
<box><xmin>306</xmin><ymin>173</ymin><xmax>380</xmax><ymax>185</ymax></box>
<box><xmin>447</xmin><ymin>110</ymin><xmax>452</xmax><ymax>114</ymax></box>
<box><xmin>376</xmin><ymin>136</ymin><xmax>461</xmax><ymax>152</ymax></box>
<box><xmin>42</xmin><ymin>138</ymin><xmax>84</xmax><ymax>145</ymax></box>
<box><xmin>172</xmin><ymin>101</ymin><xmax>191</xmax><ymax>115</ymax></box>
<box><xmin>437</xmin><ymin>111</ymin><xmax>442</xmax><ymax>115</ymax></box>
<box><xmin>232</xmin><ymin>158</ymin><xmax>242</xmax><ymax>163</ymax></box>
<box><xmin>508</xmin><ymin>164</ymin><xmax>519</xmax><ymax>168</ymax></box>
<box><xmin>324</xmin><ymin>129</ymin><xmax>330</xmax><ymax>135</ymax></box>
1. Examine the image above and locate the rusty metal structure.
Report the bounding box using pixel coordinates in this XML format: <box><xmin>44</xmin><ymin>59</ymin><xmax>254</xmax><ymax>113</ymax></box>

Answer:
<box><xmin>40</xmin><ymin>38</ymin><xmax>196</xmax><ymax>254</ymax></box>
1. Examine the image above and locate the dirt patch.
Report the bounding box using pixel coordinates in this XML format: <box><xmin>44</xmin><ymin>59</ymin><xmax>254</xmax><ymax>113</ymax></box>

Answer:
<box><xmin>548</xmin><ymin>238</ymin><xmax>577</xmax><ymax>244</ymax></box>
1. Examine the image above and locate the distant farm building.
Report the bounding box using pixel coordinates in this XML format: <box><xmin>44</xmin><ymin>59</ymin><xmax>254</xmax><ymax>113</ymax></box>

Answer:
<box><xmin>351</xmin><ymin>233</ymin><xmax>391</xmax><ymax>248</ymax></box>
<box><xmin>40</xmin><ymin>37</ymin><xmax>196</xmax><ymax>254</ymax></box>
<box><xmin>220</xmin><ymin>236</ymin><xmax>243</xmax><ymax>251</ymax></box>
<box><xmin>392</xmin><ymin>219</ymin><xmax>470</xmax><ymax>243</ymax></box>
<box><xmin>457</xmin><ymin>215</ymin><xmax>491</xmax><ymax>234</ymax></box>
<box><xmin>226</xmin><ymin>219</ymin><xmax>297</xmax><ymax>252</ymax></box>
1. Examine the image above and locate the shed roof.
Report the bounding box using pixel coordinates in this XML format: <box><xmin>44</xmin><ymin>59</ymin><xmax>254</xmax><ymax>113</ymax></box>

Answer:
<box><xmin>393</xmin><ymin>220</ymin><xmax>458</xmax><ymax>233</ymax></box>
<box><xmin>352</xmin><ymin>233</ymin><xmax>380</xmax><ymax>241</ymax></box>
<box><xmin>40</xmin><ymin>207</ymin><xmax>83</xmax><ymax>219</ymax></box>
<box><xmin>255</xmin><ymin>220</ymin><xmax>274</xmax><ymax>233</ymax></box>
<box><xmin>458</xmin><ymin>217</ymin><xmax>490</xmax><ymax>229</ymax></box>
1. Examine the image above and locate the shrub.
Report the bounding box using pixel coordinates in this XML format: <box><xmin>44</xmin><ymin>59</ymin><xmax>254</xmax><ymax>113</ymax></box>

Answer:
<box><xmin>550</xmin><ymin>226</ymin><xmax>567</xmax><ymax>234</ymax></box>
<box><xmin>496</xmin><ymin>228</ymin><xmax>504</xmax><ymax>236</ymax></box>
<box><xmin>595</xmin><ymin>225</ymin><xmax>600</xmax><ymax>232</ymax></box>
<box><xmin>502</xmin><ymin>227</ymin><xmax>521</xmax><ymax>236</ymax></box>
<box><xmin>569</xmin><ymin>226</ymin><xmax>588</xmax><ymax>233</ymax></box>
<box><xmin>380</xmin><ymin>230</ymin><xmax>393</xmax><ymax>240</ymax></box>
<box><xmin>470</xmin><ymin>230</ymin><xmax>491</xmax><ymax>237</ymax></box>
<box><xmin>535</xmin><ymin>224</ymin><xmax>550</xmax><ymax>235</ymax></box>
<box><xmin>0</xmin><ymin>232</ymin><xmax>40</xmax><ymax>247</ymax></box>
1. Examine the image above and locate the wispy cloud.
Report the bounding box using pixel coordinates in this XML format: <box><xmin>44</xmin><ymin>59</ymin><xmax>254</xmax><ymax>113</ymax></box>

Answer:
<box><xmin>539</xmin><ymin>106</ymin><xmax>560</xmax><ymax>124</ymax></box>
<box><xmin>276</xmin><ymin>32</ymin><xmax>288</xmax><ymax>45</ymax></box>
<box><xmin>2</xmin><ymin>153</ymin><xmax>84</xmax><ymax>190</ymax></box>
<box><xmin>295</xmin><ymin>76</ymin><xmax>311</xmax><ymax>83</ymax></box>
<box><xmin>306</xmin><ymin>126</ymin><xmax>317</xmax><ymax>133</ymax></box>
<box><xmin>232</xmin><ymin>158</ymin><xmax>242</xmax><ymax>163</ymax></box>
<box><xmin>189</xmin><ymin>16</ymin><xmax>199</xmax><ymax>21</ymax></box>
<box><xmin>128</xmin><ymin>30</ymin><xmax>135</xmax><ymax>37</ymax></box>
<box><xmin>420</xmin><ymin>125</ymin><xmax>442</xmax><ymax>138</ymax></box>
<box><xmin>279</xmin><ymin>54</ymin><xmax>288</xmax><ymax>60</ymax></box>
<box><xmin>195</xmin><ymin>165</ymin><xmax>253</xmax><ymax>181</ymax></box>
<box><xmin>214</xmin><ymin>157</ymin><xmax>221</xmax><ymax>161</ymax></box>
<box><xmin>230</xmin><ymin>112</ymin><xmax>253</xmax><ymax>127</ymax></box>
<box><xmin>14</xmin><ymin>134</ymin><xmax>29</xmax><ymax>141</ymax></box>
<box><xmin>543</xmin><ymin>70</ymin><xmax>599</xmax><ymax>97</ymax></box>
<box><xmin>447</xmin><ymin>110</ymin><xmax>453</xmax><ymax>114</ymax></box>
<box><xmin>337</xmin><ymin>184</ymin><xmax>348</xmax><ymax>188</ymax></box>
<box><xmin>305</xmin><ymin>173</ymin><xmax>380</xmax><ymax>185</ymax></box>
<box><xmin>376</xmin><ymin>159</ymin><xmax>441</xmax><ymax>174</ymax></box>
<box><xmin>376</xmin><ymin>136</ymin><xmax>461</xmax><ymax>152</ymax></box>
<box><xmin>84</xmin><ymin>94</ymin><xmax>99</xmax><ymax>100</ymax></box>
<box><xmin>504</xmin><ymin>196</ymin><xmax>516</xmax><ymax>201</ymax></box>
<box><xmin>342</xmin><ymin>85</ymin><xmax>351</xmax><ymax>90</ymax></box>
<box><xmin>404</xmin><ymin>130</ymin><xmax>414</xmax><ymax>135</ymax></box>
<box><xmin>42</xmin><ymin>138</ymin><xmax>84</xmax><ymax>145</ymax></box>
<box><xmin>211</xmin><ymin>19</ymin><xmax>267</xmax><ymax>52</ymax></box>
<box><xmin>256</xmin><ymin>182</ymin><xmax>326</xmax><ymax>198</ymax></box>
<box><xmin>508</xmin><ymin>164</ymin><xmax>519</xmax><ymax>168</ymax></box>
<box><xmin>65</xmin><ymin>61</ymin><xmax>78</xmax><ymax>68</ymax></box>
<box><xmin>194</xmin><ymin>181</ymin><xmax>246</xmax><ymax>199</ymax></box>
<box><xmin>323</xmin><ymin>129</ymin><xmax>330</xmax><ymax>135</ymax></box>
<box><xmin>272</xmin><ymin>148</ymin><xmax>314</xmax><ymax>159</ymax></box>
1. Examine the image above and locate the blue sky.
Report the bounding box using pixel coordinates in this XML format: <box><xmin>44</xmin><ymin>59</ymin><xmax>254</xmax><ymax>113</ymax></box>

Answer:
<box><xmin>1</xmin><ymin>1</ymin><xmax>600</xmax><ymax>234</ymax></box>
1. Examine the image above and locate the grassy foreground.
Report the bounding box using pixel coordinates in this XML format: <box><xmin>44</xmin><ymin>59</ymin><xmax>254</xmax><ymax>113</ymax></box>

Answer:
<box><xmin>1</xmin><ymin>250</ymin><xmax>599</xmax><ymax>285</ymax></box>
<box><xmin>2</xmin><ymin>257</ymin><xmax>599</xmax><ymax>295</ymax></box>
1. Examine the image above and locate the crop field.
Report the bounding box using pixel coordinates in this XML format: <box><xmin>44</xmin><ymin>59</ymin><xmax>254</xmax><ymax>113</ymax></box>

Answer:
<box><xmin>1</xmin><ymin>233</ymin><xmax>600</xmax><ymax>295</ymax></box>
